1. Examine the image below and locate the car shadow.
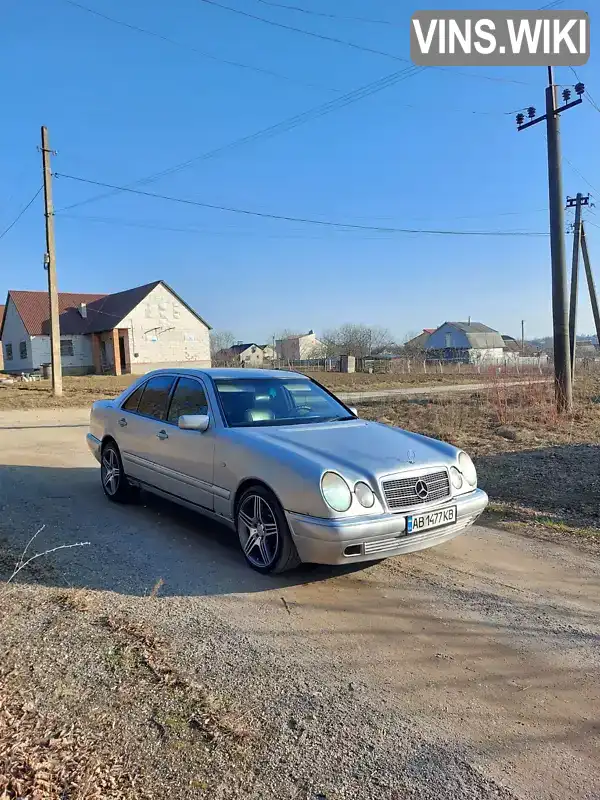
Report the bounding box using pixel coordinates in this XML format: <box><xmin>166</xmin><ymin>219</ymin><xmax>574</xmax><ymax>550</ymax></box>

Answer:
<box><xmin>0</xmin><ymin>463</ymin><xmax>370</xmax><ymax>598</ymax></box>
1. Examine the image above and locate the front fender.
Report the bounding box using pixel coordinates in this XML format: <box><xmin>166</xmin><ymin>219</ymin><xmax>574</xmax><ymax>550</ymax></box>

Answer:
<box><xmin>215</xmin><ymin>433</ymin><xmax>331</xmax><ymax>518</ymax></box>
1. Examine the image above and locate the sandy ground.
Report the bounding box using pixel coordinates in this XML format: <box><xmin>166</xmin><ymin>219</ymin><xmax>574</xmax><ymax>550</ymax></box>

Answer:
<box><xmin>0</xmin><ymin>407</ymin><xmax>599</xmax><ymax>799</ymax></box>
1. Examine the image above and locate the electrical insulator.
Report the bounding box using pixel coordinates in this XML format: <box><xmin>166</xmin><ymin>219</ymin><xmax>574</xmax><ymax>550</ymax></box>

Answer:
<box><xmin>516</xmin><ymin>113</ymin><xmax>525</xmax><ymax>126</ymax></box>
<box><xmin>575</xmin><ymin>82</ymin><xmax>585</xmax><ymax>96</ymax></box>
<box><xmin>527</xmin><ymin>106</ymin><xmax>536</xmax><ymax>118</ymax></box>
<box><xmin>562</xmin><ymin>88</ymin><xmax>571</xmax><ymax>102</ymax></box>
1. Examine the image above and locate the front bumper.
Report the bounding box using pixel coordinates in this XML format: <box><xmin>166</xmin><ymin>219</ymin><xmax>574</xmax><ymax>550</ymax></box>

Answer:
<box><xmin>286</xmin><ymin>488</ymin><xmax>488</xmax><ymax>565</ymax></box>
<box><xmin>87</xmin><ymin>433</ymin><xmax>102</xmax><ymax>463</ymax></box>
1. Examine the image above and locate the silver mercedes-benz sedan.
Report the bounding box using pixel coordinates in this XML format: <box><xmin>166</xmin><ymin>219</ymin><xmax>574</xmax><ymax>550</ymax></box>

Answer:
<box><xmin>87</xmin><ymin>368</ymin><xmax>488</xmax><ymax>574</ymax></box>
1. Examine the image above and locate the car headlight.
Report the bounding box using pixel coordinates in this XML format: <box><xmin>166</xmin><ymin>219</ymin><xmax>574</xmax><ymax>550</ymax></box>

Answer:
<box><xmin>449</xmin><ymin>467</ymin><xmax>463</xmax><ymax>490</ymax></box>
<box><xmin>321</xmin><ymin>472</ymin><xmax>352</xmax><ymax>512</ymax></box>
<box><xmin>354</xmin><ymin>481</ymin><xmax>375</xmax><ymax>508</ymax></box>
<box><xmin>458</xmin><ymin>452</ymin><xmax>477</xmax><ymax>487</ymax></box>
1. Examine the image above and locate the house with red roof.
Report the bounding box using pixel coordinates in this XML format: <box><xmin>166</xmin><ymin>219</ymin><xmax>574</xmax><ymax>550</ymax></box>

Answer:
<box><xmin>0</xmin><ymin>280</ymin><xmax>211</xmax><ymax>376</ymax></box>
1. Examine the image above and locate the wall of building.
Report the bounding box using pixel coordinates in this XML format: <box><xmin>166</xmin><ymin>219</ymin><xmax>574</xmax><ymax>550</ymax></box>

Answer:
<box><xmin>1</xmin><ymin>298</ymin><xmax>33</xmax><ymax>372</ymax></box>
<box><xmin>117</xmin><ymin>283</ymin><xmax>211</xmax><ymax>371</ymax></box>
<box><xmin>239</xmin><ymin>346</ymin><xmax>264</xmax><ymax>366</ymax></box>
<box><xmin>467</xmin><ymin>347</ymin><xmax>506</xmax><ymax>364</ymax></box>
<box><xmin>276</xmin><ymin>332</ymin><xmax>321</xmax><ymax>361</ymax></box>
<box><xmin>425</xmin><ymin>324</ymin><xmax>471</xmax><ymax>351</ymax></box>
<box><xmin>32</xmin><ymin>334</ymin><xmax>94</xmax><ymax>374</ymax></box>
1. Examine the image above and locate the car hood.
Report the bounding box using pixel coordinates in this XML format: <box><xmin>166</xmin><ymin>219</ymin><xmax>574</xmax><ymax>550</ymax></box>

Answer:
<box><xmin>241</xmin><ymin>419</ymin><xmax>458</xmax><ymax>479</ymax></box>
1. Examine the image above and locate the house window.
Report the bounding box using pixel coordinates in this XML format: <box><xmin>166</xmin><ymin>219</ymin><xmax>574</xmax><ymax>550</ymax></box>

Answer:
<box><xmin>60</xmin><ymin>339</ymin><xmax>74</xmax><ymax>357</ymax></box>
<box><xmin>5</xmin><ymin>344</ymin><xmax>13</xmax><ymax>361</ymax></box>
<box><xmin>444</xmin><ymin>333</ymin><xmax>452</xmax><ymax>348</ymax></box>
<box><xmin>19</xmin><ymin>341</ymin><xmax>27</xmax><ymax>360</ymax></box>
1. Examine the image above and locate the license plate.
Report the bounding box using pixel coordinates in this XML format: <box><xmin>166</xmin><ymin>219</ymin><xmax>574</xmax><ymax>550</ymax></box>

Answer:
<box><xmin>406</xmin><ymin>506</ymin><xmax>457</xmax><ymax>534</ymax></box>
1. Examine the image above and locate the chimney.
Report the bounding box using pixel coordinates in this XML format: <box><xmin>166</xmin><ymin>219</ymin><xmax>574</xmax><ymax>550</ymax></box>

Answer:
<box><xmin>79</xmin><ymin>302</ymin><xmax>87</xmax><ymax>319</ymax></box>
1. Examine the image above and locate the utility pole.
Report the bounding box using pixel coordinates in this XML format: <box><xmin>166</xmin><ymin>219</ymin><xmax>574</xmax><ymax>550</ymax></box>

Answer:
<box><xmin>566</xmin><ymin>194</ymin><xmax>589</xmax><ymax>381</ymax></box>
<box><xmin>521</xmin><ymin>320</ymin><xmax>525</xmax><ymax>355</ymax></box>
<box><xmin>581</xmin><ymin>222</ymin><xmax>600</xmax><ymax>347</ymax></box>
<box><xmin>41</xmin><ymin>126</ymin><xmax>62</xmax><ymax>397</ymax></box>
<box><xmin>516</xmin><ymin>72</ymin><xmax>585</xmax><ymax>412</ymax></box>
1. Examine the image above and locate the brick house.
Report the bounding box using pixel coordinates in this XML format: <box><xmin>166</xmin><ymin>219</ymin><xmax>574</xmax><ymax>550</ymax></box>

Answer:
<box><xmin>0</xmin><ymin>280</ymin><xmax>211</xmax><ymax>375</ymax></box>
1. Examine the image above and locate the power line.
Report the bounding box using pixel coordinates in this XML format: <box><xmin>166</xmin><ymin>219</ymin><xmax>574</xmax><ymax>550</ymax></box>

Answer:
<box><xmin>54</xmin><ymin>173</ymin><xmax>550</xmax><ymax>237</ymax></box>
<box><xmin>55</xmin><ymin>66</ymin><xmax>424</xmax><ymax>213</ymax></box>
<box><xmin>255</xmin><ymin>0</ymin><xmax>399</xmax><ymax>26</ymax></box>
<box><xmin>569</xmin><ymin>66</ymin><xmax>600</xmax><ymax>113</ymax></box>
<box><xmin>199</xmin><ymin>0</ymin><xmax>532</xmax><ymax>86</ymax></box>
<box><xmin>58</xmin><ymin>212</ymin><xmax>408</xmax><ymax>239</ymax></box>
<box><xmin>563</xmin><ymin>156</ymin><xmax>599</xmax><ymax>196</ymax></box>
<box><xmin>60</xmin><ymin>0</ymin><xmax>339</xmax><ymax>93</ymax></box>
<box><xmin>0</xmin><ymin>187</ymin><xmax>42</xmax><ymax>242</ymax></box>
<box><xmin>198</xmin><ymin>0</ymin><xmax>412</xmax><ymax>63</ymax></box>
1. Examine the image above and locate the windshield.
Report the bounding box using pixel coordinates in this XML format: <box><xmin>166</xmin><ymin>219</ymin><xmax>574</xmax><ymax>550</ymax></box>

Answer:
<box><xmin>214</xmin><ymin>377</ymin><xmax>354</xmax><ymax>427</ymax></box>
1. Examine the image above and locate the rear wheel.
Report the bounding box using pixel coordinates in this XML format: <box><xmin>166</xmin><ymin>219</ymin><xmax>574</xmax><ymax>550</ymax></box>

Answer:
<box><xmin>236</xmin><ymin>485</ymin><xmax>300</xmax><ymax>574</ymax></box>
<box><xmin>101</xmin><ymin>440</ymin><xmax>136</xmax><ymax>504</ymax></box>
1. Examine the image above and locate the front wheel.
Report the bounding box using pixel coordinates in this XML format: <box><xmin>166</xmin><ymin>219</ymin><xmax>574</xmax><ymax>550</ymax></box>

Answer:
<box><xmin>101</xmin><ymin>441</ymin><xmax>136</xmax><ymax>503</ymax></box>
<box><xmin>236</xmin><ymin>485</ymin><xmax>300</xmax><ymax>574</ymax></box>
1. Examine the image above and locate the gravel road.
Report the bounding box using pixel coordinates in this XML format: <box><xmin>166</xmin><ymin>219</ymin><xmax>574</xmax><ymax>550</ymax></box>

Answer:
<box><xmin>0</xmin><ymin>407</ymin><xmax>598</xmax><ymax>799</ymax></box>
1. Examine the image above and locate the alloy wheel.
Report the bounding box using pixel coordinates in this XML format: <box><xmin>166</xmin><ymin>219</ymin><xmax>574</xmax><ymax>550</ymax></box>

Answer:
<box><xmin>101</xmin><ymin>447</ymin><xmax>121</xmax><ymax>496</ymax></box>
<box><xmin>238</xmin><ymin>494</ymin><xmax>280</xmax><ymax>569</ymax></box>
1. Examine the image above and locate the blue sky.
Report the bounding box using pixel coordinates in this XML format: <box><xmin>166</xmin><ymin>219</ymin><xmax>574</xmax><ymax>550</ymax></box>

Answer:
<box><xmin>0</xmin><ymin>0</ymin><xmax>598</xmax><ymax>342</ymax></box>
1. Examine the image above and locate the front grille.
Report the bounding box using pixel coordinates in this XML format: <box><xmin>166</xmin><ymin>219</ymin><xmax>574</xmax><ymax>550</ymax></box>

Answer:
<box><xmin>382</xmin><ymin>469</ymin><xmax>450</xmax><ymax>510</ymax></box>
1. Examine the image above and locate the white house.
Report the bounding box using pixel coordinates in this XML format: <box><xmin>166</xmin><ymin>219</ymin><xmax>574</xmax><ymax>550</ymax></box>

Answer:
<box><xmin>276</xmin><ymin>330</ymin><xmax>322</xmax><ymax>362</ymax></box>
<box><xmin>0</xmin><ymin>280</ymin><xmax>211</xmax><ymax>375</ymax></box>
<box><xmin>425</xmin><ymin>322</ymin><xmax>506</xmax><ymax>364</ymax></box>
<box><xmin>215</xmin><ymin>342</ymin><xmax>265</xmax><ymax>366</ymax></box>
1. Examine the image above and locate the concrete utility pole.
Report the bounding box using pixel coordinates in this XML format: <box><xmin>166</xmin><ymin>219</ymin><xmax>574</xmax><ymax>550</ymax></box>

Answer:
<box><xmin>41</xmin><ymin>126</ymin><xmax>62</xmax><ymax>397</ymax></box>
<box><xmin>516</xmin><ymin>70</ymin><xmax>585</xmax><ymax>412</ymax></box>
<box><xmin>521</xmin><ymin>320</ymin><xmax>525</xmax><ymax>355</ymax></box>
<box><xmin>581</xmin><ymin>222</ymin><xmax>600</xmax><ymax>347</ymax></box>
<box><xmin>566</xmin><ymin>193</ymin><xmax>589</xmax><ymax>381</ymax></box>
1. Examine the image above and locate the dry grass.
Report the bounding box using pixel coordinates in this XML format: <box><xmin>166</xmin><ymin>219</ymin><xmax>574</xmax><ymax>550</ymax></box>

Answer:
<box><xmin>356</xmin><ymin>375</ymin><xmax>600</xmax><ymax>535</ymax></box>
<box><xmin>0</xmin><ymin>578</ymin><xmax>252</xmax><ymax>800</ymax></box>
<box><xmin>356</xmin><ymin>376</ymin><xmax>600</xmax><ymax>455</ymax></box>
<box><xmin>0</xmin><ymin>375</ymin><xmax>135</xmax><ymax>410</ymax></box>
<box><xmin>0</xmin><ymin>369</ymin><xmax>545</xmax><ymax>410</ymax></box>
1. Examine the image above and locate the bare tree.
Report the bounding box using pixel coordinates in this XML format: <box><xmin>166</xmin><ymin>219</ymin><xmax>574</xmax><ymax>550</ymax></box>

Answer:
<box><xmin>321</xmin><ymin>324</ymin><xmax>395</xmax><ymax>358</ymax></box>
<box><xmin>210</xmin><ymin>330</ymin><xmax>236</xmax><ymax>360</ymax></box>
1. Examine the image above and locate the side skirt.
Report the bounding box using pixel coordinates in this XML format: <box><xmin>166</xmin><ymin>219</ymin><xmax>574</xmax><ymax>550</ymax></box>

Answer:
<box><xmin>130</xmin><ymin>478</ymin><xmax>236</xmax><ymax>530</ymax></box>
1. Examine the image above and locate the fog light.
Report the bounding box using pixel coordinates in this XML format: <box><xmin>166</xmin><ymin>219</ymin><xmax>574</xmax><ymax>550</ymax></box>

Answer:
<box><xmin>450</xmin><ymin>467</ymin><xmax>463</xmax><ymax>490</ymax></box>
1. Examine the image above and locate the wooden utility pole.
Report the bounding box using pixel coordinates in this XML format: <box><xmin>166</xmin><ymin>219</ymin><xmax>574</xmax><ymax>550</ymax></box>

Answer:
<box><xmin>581</xmin><ymin>222</ymin><xmax>600</xmax><ymax>347</ymax></box>
<box><xmin>566</xmin><ymin>194</ymin><xmax>589</xmax><ymax>381</ymax></box>
<box><xmin>516</xmin><ymin>71</ymin><xmax>585</xmax><ymax>411</ymax></box>
<box><xmin>41</xmin><ymin>126</ymin><xmax>62</xmax><ymax>397</ymax></box>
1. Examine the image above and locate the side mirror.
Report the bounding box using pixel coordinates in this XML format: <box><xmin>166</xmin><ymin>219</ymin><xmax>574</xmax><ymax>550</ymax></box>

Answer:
<box><xmin>348</xmin><ymin>407</ymin><xmax>358</xmax><ymax>417</ymax></box>
<box><xmin>178</xmin><ymin>414</ymin><xmax>210</xmax><ymax>432</ymax></box>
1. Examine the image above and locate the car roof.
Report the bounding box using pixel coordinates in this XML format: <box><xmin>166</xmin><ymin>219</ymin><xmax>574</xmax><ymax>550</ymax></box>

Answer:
<box><xmin>139</xmin><ymin>367</ymin><xmax>305</xmax><ymax>381</ymax></box>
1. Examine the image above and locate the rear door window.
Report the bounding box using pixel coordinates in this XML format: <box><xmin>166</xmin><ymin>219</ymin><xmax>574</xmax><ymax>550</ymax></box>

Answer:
<box><xmin>122</xmin><ymin>383</ymin><xmax>146</xmax><ymax>412</ymax></box>
<box><xmin>136</xmin><ymin>376</ymin><xmax>175</xmax><ymax>421</ymax></box>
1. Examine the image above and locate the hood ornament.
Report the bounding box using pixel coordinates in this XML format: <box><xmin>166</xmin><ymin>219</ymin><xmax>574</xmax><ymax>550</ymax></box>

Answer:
<box><xmin>407</xmin><ymin>449</ymin><xmax>416</xmax><ymax>464</ymax></box>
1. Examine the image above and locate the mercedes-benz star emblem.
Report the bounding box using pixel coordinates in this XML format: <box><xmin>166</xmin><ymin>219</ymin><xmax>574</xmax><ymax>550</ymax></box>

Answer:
<box><xmin>415</xmin><ymin>479</ymin><xmax>429</xmax><ymax>500</ymax></box>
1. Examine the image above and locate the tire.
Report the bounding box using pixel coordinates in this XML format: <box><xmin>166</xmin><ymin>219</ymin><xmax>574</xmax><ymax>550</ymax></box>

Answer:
<box><xmin>236</xmin><ymin>485</ymin><xmax>301</xmax><ymax>574</ymax></box>
<box><xmin>100</xmin><ymin>440</ymin><xmax>136</xmax><ymax>504</ymax></box>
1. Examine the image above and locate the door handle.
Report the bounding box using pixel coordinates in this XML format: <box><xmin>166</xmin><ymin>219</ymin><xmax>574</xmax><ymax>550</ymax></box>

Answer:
<box><xmin>156</xmin><ymin>430</ymin><xmax>168</xmax><ymax>441</ymax></box>
<box><xmin>118</xmin><ymin>418</ymin><xmax>127</xmax><ymax>427</ymax></box>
